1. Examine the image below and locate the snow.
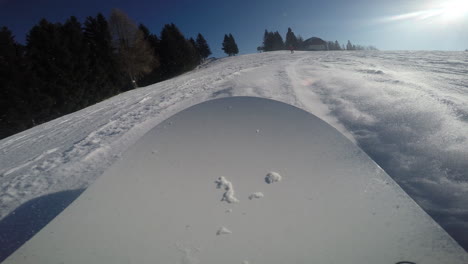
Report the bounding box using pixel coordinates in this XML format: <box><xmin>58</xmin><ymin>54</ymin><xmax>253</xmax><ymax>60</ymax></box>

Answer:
<box><xmin>3</xmin><ymin>96</ymin><xmax>466</xmax><ymax>263</ymax></box>
<box><xmin>215</xmin><ymin>176</ymin><xmax>239</xmax><ymax>203</ymax></box>
<box><xmin>216</xmin><ymin>226</ymin><xmax>232</xmax><ymax>236</ymax></box>
<box><xmin>0</xmin><ymin>50</ymin><xmax>467</xmax><ymax>251</ymax></box>
<box><xmin>248</xmin><ymin>192</ymin><xmax>264</xmax><ymax>200</ymax></box>
<box><xmin>265</xmin><ymin>172</ymin><xmax>282</xmax><ymax>184</ymax></box>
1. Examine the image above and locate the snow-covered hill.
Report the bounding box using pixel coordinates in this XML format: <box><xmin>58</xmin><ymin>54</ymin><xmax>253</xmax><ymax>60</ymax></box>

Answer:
<box><xmin>1</xmin><ymin>50</ymin><xmax>467</xmax><ymax>249</ymax></box>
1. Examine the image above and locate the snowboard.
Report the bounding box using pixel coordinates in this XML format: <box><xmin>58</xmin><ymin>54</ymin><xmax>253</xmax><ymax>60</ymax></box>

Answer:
<box><xmin>4</xmin><ymin>96</ymin><xmax>467</xmax><ymax>264</ymax></box>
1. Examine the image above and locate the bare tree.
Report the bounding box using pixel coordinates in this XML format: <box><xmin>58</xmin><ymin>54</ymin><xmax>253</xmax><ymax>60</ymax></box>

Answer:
<box><xmin>109</xmin><ymin>9</ymin><xmax>157</xmax><ymax>88</ymax></box>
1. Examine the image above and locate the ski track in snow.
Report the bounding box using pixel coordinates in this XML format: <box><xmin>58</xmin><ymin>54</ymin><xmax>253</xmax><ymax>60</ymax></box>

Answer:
<box><xmin>0</xmin><ymin>50</ymin><xmax>468</xmax><ymax>249</ymax></box>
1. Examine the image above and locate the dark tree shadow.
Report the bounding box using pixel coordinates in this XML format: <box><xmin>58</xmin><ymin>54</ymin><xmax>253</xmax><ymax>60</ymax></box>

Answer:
<box><xmin>0</xmin><ymin>189</ymin><xmax>85</xmax><ymax>262</ymax></box>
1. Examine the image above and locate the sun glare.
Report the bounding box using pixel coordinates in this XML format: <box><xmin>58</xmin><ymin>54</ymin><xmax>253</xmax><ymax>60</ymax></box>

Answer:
<box><xmin>385</xmin><ymin>0</ymin><xmax>468</xmax><ymax>23</ymax></box>
<box><xmin>440</xmin><ymin>0</ymin><xmax>468</xmax><ymax>20</ymax></box>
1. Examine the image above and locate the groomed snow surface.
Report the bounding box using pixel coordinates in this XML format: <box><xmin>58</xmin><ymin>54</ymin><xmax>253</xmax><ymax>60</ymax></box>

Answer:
<box><xmin>0</xmin><ymin>50</ymin><xmax>467</xmax><ymax>251</ymax></box>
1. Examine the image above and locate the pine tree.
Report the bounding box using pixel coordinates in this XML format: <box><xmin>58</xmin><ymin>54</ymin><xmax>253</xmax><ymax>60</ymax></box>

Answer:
<box><xmin>263</xmin><ymin>30</ymin><xmax>284</xmax><ymax>51</ymax></box>
<box><xmin>228</xmin><ymin>34</ymin><xmax>239</xmax><ymax>55</ymax></box>
<box><xmin>109</xmin><ymin>9</ymin><xmax>156</xmax><ymax>88</ymax></box>
<box><xmin>272</xmin><ymin>31</ymin><xmax>284</xmax><ymax>50</ymax></box>
<box><xmin>84</xmin><ymin>13</ymin><xmax>125</xmax><ymax>101</ymax></box>
<box><xmin>222</xmin><ymin>34</ymin><xmax>239</xmax><ymax>56</ymax></box>
<box><xmin>159</xmin><ymin>23</ymin><xmax>199</xmax><ymax>79</ymax></box>
<box><xmin>0</xmin><ymin>27</ymin><xmax>35</xmax><ymax>138</ymax></box>
<box><xmin>189</xmin><ymin>37</ymin><xmax>201</xmax><ymax>65</ymax></box>
<box><xmin>222</xmin><ymin>34</ymin><xmax>230</xmax><ymax>55</ymax></box>
<box><xmin>26</xmin><ymin>19</ymin><xmax>66</xmax><ymax>118</ymax></box>
<box><xmin>195</xmin><ymin>33</ymin><xmax>211</xmax><ymax>60</ymax></box>
<box><xmin>0</xmin><ymin>27</ymin><xmax>20</xmax><ymax>126</ymax></box>
<box><xmin>335</xmin><ymin>40</ymin><xmax>341</xmax><ymax>50</ymax></box>
<box><xmin>285</xmin><ymin>27</ymin><xmax>298</xmax><ymax>49</ymax></box>
<box><xmin>59</xmin><ymin>16</ymin><xmax>90</xmax><ymax>112</ymax></box>
<box><xmin>263</xmin><ymin>30</ymin><xmax>273</xmax><ymax>51</ymax></box>
<box><xmin>139</xmin><ymin>24</ymin><xmax>160</xmax><ymax>52</ymax></box>
<box><xmin>326</xmin><ymin>40</ymin><xmax>341</xmax><ymax>50</ymax></box>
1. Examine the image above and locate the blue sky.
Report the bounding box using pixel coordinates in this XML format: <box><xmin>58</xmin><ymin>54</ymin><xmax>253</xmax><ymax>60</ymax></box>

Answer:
<box><xmin>1</xmin><ymin>0</ymin><xmax>467</xmax><ymax>57</ymax></box>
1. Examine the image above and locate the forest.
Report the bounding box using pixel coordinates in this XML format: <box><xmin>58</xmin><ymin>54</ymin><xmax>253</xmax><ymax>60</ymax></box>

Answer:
<box><xmin>259</xmin><ymin>28</ymin><xmax>378</xmax><ymax>51</ymax></box>
<box><xmin>0</xmin><ymin>9</ymin><xmax>218</xmax><ymax>140</ymax></box>
<box><xmin>1</xmin><ymin>11</ymin><xmax>375</xmax><ymax>140</ymax></box>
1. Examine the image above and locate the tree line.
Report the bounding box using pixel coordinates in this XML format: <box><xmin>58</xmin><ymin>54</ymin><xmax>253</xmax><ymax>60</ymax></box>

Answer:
<box><xmin>259</xmin><ymin>27</ymin><xmax>377</xmax><ymax>51</ymax></box>
<box><xmin>0</xmin><ymin>9</ymin><xmax>215</xmax><ymax>139</ymax></box>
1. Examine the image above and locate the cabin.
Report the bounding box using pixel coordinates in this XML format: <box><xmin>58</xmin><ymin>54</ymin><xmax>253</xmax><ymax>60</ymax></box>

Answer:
<box><xmin>303</xmin><ymin>37</ymin><xmax>327</xmax><ymax>51</ymax></box>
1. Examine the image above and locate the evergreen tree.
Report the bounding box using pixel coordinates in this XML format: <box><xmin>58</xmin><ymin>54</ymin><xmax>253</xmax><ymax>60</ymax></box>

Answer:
<box><xmin>229</xmin><ymin>34</ymin><xmax>239</xmax><ymax>55</ymax></box>
<box><xmin>139</xmin><ymin>24</ymin><xmax>160</xmax><ymax>52</ymax></box>
<box><xmin>0</xmin><ymin>27</ymin><xmax>21</xmax><ymax>128</ymax></box>
<box><xmin>23</xmin><ymin>17</ymin><xmax>91</xmax><ymax>116</ymax></box>
<box><xmin>263</xmin><ymin>30</ymin><xmax>277</xmax><ymax>51</ymax></box>
<box><xmin>326</xmin><ymin>40</ymin><xmax>342</xmax><ymax>50</ymax></box>
<box><xmin>189</xmin><ymin>37</ymin><xmax>201</xmax><ymax>64</ymax></box>
<box><xmin>285</xmin><ymin>27</ymin><xmax>298</xmax><ymax>49</ymax></box>
<box><xmin>195</xmin><ymin>33</ymin><xmax>211</xmax><ymax>60</ymax></box>
<box><xmin>26</xmin><ymin>19</ymin><xmax>66</xmax><ymax>118</ymax></box>
<box><xmin>346</xmin><ymin>40</ymin><xmax>354</xmax><ymax>50</ymax></box>
<box><xmin>263</xmin><ymin>30</ymin><xmax>272</xmax><ymax>51</ymax></box>
<box><xmin>109</xmin><ymin>9</ymin><xmax>156</xmax><ymax>88</ymax></box>
<box><xmin>59</xmin><ymin>16</ymin><xmax>90</xmax><ymax>112</ymax></box>
<box><xmin>222</xmin><ymin>34</ymin><xmax>238</xmax><ymax>56</ymax></box>
<box><xmin>222</xmin><ymin>34</ymin><xmax>230</xmax><ymax>55</ymax></box>
<box><xmin>159</xmin><ymin>23</ymin><xmax>199</xmax><ymax>79</ymax></box>
<box><xmin>0</xmin><ymin>27</ymin><xmax>36</xmax><ymax>138</ymax></box>
<box><xmin>84</xmin><ymin>13</ymin><xmax>125</xmax><ymax>101</ymax></box>
<box><xmin>335</xmin><ymin>40</ymin><xmax>341</xmax><ymax>50</ymax></box>
<box><xmin>262</xmin><ymin>30</ymin><xmax>284</xmax><ymax>51</ymax></box>
<box><xmin>272</xmin><ymin>31</ymin><xmax>284</xmax><ymax>50</ymax></box>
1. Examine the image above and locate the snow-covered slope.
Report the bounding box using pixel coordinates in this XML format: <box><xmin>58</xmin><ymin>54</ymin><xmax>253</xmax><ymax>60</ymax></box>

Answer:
<box><xmin>5</xmin><ymin>97</ymin><xmax>467</xmax><ymax>263</ymax></box>
<box><xmin>1</xmin><ymin>51</ymin><xmax>467</xmax><ymax>250</ymax></box>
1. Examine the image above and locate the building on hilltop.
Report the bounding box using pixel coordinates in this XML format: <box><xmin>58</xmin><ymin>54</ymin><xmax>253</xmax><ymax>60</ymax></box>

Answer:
<box><xmin>303</xmin><ymin>37</ymin><xmax>327</xmax><ymax>51</ymax></box>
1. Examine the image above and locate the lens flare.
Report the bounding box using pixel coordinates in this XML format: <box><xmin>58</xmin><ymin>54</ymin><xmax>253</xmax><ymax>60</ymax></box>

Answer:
<box><xmin>440</xmin><ymin>0</ymin><xmax>468</xmax><ymax>20</ymax></box>
<box><xmin>383</xmin><ymin>0</ymin><xmax>468</xmax><ymax>23</ymax></box>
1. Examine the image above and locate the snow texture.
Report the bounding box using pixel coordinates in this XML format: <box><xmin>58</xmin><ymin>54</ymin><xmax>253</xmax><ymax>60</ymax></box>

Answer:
<box><xmin>265</xmin><ymin>172</ymin><xmax>282</xmax><ymax>184</ymax></box>
<box><xmin>176</xmin><ymin>244</ymin><xmax>200</xmax><ymax>264</ymax></box>
<box><xmin>215</xmin><ymin>176</ymin><xmax>239</xmax><ymax>203</ymax></box>
<box><xmin>0</xmin><ymin>50</ymin><xmax>467</xmax><ymax>250</ymax></box>
<box><xmin>248</xmin><ymin>192</ymin><xmax>264</xmax><ymax>200</ymax></box>
<box><xmin>216</xmin><ymin>226</ymin><xmax>232</xmax><ymax>236</ymax></box>
<box><xmin>3</xmin><ymin>96</ymin><xmax>467</xmax><ymax>263</ymax></box>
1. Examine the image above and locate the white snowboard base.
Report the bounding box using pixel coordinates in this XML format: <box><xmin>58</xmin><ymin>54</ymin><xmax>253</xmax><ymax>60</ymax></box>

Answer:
<box><xmin>5</xmin><ymin>97</ymin><xmax>467</xmax><ymax>264</ymax></box>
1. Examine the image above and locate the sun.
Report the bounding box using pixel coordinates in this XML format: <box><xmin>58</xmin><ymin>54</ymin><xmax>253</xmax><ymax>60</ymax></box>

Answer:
<box><xmin>440</xmin><ymin>0</ymin><xmax>468</xmax><ymax>20</ymax></box>
<box><xmin>383</xmin><ymin>0</ymin><xmax>468</xmax><ymax>23</ymax></box>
